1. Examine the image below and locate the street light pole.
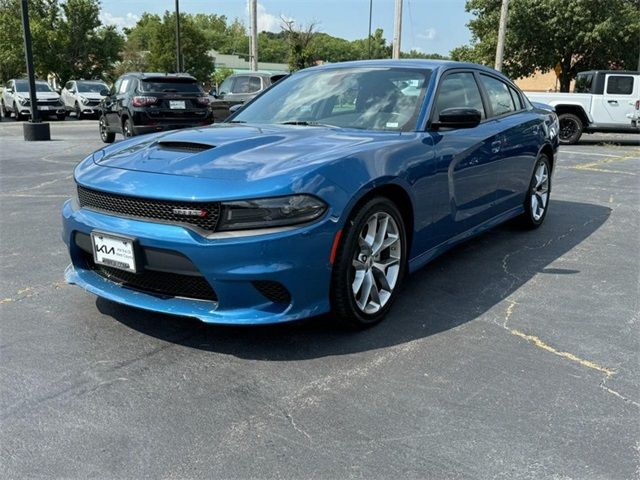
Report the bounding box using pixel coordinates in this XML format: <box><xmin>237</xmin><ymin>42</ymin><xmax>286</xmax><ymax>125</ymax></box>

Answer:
<box><xmin>20</xmin><ymin>0</ymin><xmax>49</xmax><ymax>141</ymax></box>
<box><xmin>249</xmin><ymin>0</ymin><xmax>258</xmax><ymax>71</ymax></box>
<box><xmin>175</xmin><ymin>0</ymin><xmax>182</xmax><ymax>72</ymax></box>
<box><xmin>494</xmin><ymin>0</ymin><xmax>509</xmax><ymax>71</ymax></box>
<box><xmin>392</xmin><ymin>0</ymin><xmax>402</xmax><ymax>59</ymax></box>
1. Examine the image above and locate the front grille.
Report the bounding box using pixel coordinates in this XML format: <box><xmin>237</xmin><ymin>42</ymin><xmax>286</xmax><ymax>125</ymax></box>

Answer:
<box><xmin>83</xmin><ymin>253</ymin><xmax>217</xmax><ymax>301</ymax></box>
<box><xmin>253</xmin><ymin>281</ymin><xmax>291</xmax><ymax>304</ymax></box>
<box><xmin>77</xmin><ymin>185</ymin><xmax>221</xmax><ymax>232</ymax></box>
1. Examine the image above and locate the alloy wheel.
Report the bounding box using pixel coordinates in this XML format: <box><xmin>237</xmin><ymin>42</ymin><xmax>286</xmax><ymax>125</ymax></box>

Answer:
<box><xmin>351</xmin><ymin>211</ymin><xmax>402</xmax><ymax>314</ymax></box>
<box><xmin>559</xmin><ymin>117</ymin><xmax>578</xmax><ymax>141</ymax></box>
<box><xmin>99</xmin><ymin>117</ymin><xmax>107</xmax><ymax>140</ymax></box>
<box><xmin>531</xmin><ymin>161</ymin><xmax>549</xmax><ymax>221</ymax></box>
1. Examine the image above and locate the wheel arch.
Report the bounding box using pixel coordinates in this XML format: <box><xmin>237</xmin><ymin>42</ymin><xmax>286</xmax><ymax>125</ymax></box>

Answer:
<box><xmin>553</xmin><ymin>104</ymin><xmax>590</xmax><ymax>127</ymax></box>
<box><xmin>342</xmin><ymin>182</ymin><xmax>415</xmax><ymax>255</ymax></box>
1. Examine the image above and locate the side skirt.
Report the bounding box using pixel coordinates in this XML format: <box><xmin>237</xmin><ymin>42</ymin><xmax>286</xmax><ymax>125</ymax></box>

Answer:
<box><xmin>408</xmin><ymin>205</ymin><xmax>525</xmax><ymax>274</ymax></box>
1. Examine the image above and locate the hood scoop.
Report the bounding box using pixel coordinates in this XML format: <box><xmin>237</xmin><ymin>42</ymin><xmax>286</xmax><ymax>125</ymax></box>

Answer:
<box><xmin>156</xmin><ymin>141</ymin><xmax>215</xmax><ymax>153</ymax></box>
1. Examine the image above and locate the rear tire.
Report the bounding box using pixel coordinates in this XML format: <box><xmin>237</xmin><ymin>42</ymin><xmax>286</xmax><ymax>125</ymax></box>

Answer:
<box><xmin>518</xmin><ymin>154</ymin><xmax>552</xmax><ymax>229</ymax></box>
<box><xmin>99</xmin><ymin>114</ymin><xmax>115</xmax><ymax>143</ymax></box>
<box><xmin>331</xmin><ymin>197</ymin><xmax>407</xmax><ymax>327</ymax></box>
<box><xmin>558</xmin><ymin>113</ymin><xmax>583</xmax><ymax>145</ymax></box>
<box><xmin>122</xmin><ymin>117</ymin><xmax>135</xmax><ymax>138</ymax></box>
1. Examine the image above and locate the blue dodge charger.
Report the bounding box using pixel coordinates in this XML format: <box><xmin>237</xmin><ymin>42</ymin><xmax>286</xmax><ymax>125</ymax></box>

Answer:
<box><xmin>62</xmin><ymin>60</ymin><xmax>559</xmax><ymax>326</ymax></box>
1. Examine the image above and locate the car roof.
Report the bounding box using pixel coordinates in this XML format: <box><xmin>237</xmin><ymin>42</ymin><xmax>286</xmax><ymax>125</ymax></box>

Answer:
<box><xmin>305</xmin><ymin>59</ymin><xmax>515</xmax><ymax>84</ymax></box>
<box><xmin>577</xmin><ymin>70</ymin><xmax>640</xmax><ymax>75</ymax></box>
<box><xmin>124</xmin><ymin>72</ymin><xmax>198</xmax><ymax>81</ymax></box>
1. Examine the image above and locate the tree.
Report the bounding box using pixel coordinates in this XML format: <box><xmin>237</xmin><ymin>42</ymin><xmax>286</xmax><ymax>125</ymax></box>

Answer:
<box><xmin>451</xmin><ymin>0</ymin><xmax>640</xmax><ymax>91</ymax></box>
<box><xmin>281</xmin><ymin>19</ymin><xmax>318</xmax><ymax>71</ymax></box>
<box><xmin>125</xmin><ymin>11</ymin><xmax>212</xmax><ymax>81</ymax></box>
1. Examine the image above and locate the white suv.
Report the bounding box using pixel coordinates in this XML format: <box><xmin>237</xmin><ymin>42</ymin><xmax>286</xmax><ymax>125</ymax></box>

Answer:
<box><xmin>1</xmin><ymin>79</ymin><xmax>65</xmax><ymax>121</ymax></box>
<box><xmin>61</xmin><ymin>80</ymin><xmax>109</xmax><ymax>119</ymax></box>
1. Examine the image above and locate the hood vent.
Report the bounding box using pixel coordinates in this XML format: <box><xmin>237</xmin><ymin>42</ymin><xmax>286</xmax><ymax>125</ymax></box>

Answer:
<box><xmin>157</xmin><ymin>141</ymin><xmax>214</xmax><ymax>153</ymax></box>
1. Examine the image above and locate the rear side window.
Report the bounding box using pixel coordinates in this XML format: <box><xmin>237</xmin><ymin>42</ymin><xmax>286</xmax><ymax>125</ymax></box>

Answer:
<box><xmin>606</xmin><ymin>76</ymin><xmax>634</xmax><ymax>95</ymax></box>
<box><xmin>574</xmin><ymin>73</ymin><xmax>593</xmax><ymax>93</ymax></box>
<box><xmin>139</xmin><ymin>79</ymin><xmax>202</xmax><ymax>93</ymax></box>
<box><xmin>233</xmin><ymin>76</ymin><xmax>261</xmax><ymax>94</ymax></box>
<box><xmin>509</xmin><ymin>86</ymin><xmax>524</xmax><ymax>110</ymax></box>
<box><xmin>434</xmin><ymin>72</ymin><xmax>486</xmax><ymax>119</ymax></box>
<box><xmin>118</xmin><ymin>78</ymin><xmax>129</xmax><ymax>94</ymax></box>
<box><xmin>480</xmin><ymin>74</ymin><xmax>515</xmax><ymax>117</ymax></box>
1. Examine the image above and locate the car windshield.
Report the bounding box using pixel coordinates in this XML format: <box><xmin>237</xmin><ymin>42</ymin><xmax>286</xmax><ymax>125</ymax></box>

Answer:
<box><xmin>139</xmin><ymin>79</ymin><xmax>202</xmax><ymax>93</ymax></box>
<box><xmin>77</xmin><ymin>82</ymin><xmax>108</xmax><ymax>93</ymax></box>
<box><xmin>231</xmin><ymin>67</ymin><xmax>431</xmax><ymax>131</ymax></box>
<box><xmin>15</xmin><ymin>80</ymin><xmax>53</xmax><ymax>92</ymax></box>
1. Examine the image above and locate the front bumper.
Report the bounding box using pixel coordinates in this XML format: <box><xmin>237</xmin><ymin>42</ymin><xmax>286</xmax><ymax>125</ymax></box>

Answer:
<box><xmin>19</xmin><ymin>105</ymin><xmax>65</xmax><ymax>116</ymax></box>
<box><xmin>62</xmin><ymin>200</ymin><xmax>336</xmax><ymax>324</ymax></box>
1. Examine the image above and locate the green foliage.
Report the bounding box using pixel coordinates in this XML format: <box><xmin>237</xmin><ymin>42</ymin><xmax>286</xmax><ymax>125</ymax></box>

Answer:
<box><xmin>0</xmin><ymin>0</ymin><xmax>123</xmax><ymax>84</ymax></box>
<box><xmin>211</xmin><ymin>67</ymin><xmax>234</xmax><ymax>88</ymax></box>
<box><xmin>451</xmin><ymin>0</ymin><xmax>640</xmax><ymax>91</ymax></box>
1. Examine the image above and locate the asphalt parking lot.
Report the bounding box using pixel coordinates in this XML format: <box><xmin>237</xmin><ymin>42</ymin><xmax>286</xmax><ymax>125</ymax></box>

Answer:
<box><xmin>1</xmin><ymin>118</ymin><xmax>639</xmax><ymax>479</ymax></box>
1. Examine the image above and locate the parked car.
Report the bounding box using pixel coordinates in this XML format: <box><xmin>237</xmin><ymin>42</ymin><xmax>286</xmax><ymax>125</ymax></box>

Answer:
<box><xmin>62</xmin><ymin>60</ymin><xmax>559</xmax><ymax>327</ymax></box>
<box><xmin>1</xmin><ymin>79</ymin><xmax>65</xmax><ymax>120</ymax></box>
<box><xmin>61</xmin><ymin>79</ymin><xmax>109</xmax><ymax>119</ymax></box>
<box><xmin>210</xmin><ymin>72</ymin><xmax>287</xmax><ymax>122</ymax></box>
<box><xmin>98</xmin><ymin>72</ymin><xmax>213</xmax><ymax>143</ymax></box>
<box><xmin>526</xmin><ymin>70</ymin><xmax>640</xmax><ymax>144</ymax></box>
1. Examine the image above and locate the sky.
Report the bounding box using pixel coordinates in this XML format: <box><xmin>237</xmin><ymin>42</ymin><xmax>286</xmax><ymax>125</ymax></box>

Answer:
<box><xmin>99</xmin><ymin>0</ymin><xmax>474</xmax><ymax>56</ymax></box>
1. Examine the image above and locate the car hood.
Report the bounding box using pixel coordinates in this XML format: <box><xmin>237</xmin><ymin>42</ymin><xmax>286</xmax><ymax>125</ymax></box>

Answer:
<box><xmin>78</xmin><ymin>92</ymin><xmax>104</xmax><ymax>100</ymax></box>
<box><xmin>16</xmin><ymin>91</ymin><xmax>60</xmax><ymax>100</ymax></box>
<box><xmin>93</xmin><ymin>124</ymin><xmax>400</xmax><ymax>182</ymax></box>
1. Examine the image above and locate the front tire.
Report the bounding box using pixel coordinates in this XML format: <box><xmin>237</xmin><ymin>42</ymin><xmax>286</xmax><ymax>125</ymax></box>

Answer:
<box><xmin>75</xmin><ymin>102</ymin><xmax>83</xmax><ymax>120</ymax></box>
<box><xmin>518</xmin><ymin>154</ymin><xmax>551</xmax><ymax>229</ymax></box>
<box><xmin>13</xmin><ymin>103</ymin><xmax>24</xmax><ymax>121</ymax></box>
<box><xmin>331</xmin><ymin>197</ymin><xmax>407</xmax><ymax>327</ymax></box>
<box><xmin>558</xmin><ymin>113</ymin><xmax>583</xmax><ymax>145</ymax></box>
<box><xmin>0</xmin><ymin>101</ymin><xmax>9</xmax><ymax>118</ymax></box>
<box><xmin>99</xmin><ymin>115</ymin><xmax>115</xmax><ymax>143</ymax></box>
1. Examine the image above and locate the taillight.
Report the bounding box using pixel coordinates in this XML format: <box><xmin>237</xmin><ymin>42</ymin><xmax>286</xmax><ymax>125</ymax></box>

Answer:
<box><xmin>196</xmin><ymin>96</ymin><xmax>210</xmax><ymax>106</ymax></box>
<box><xmin>635</xmin><ymin>100</ymin><xmax>639</xmax><ymax>110</ymax></box>
<box><xmin>132</xmin><ymin>96</ymin><xmax>157</xmax><ymax>107</ymax></box>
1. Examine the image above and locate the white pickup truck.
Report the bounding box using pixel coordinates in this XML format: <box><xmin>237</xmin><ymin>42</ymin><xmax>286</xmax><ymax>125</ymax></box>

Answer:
<box><xmin>526</xmin><ymin>70</ymin><xmax>640</xmax><ymax>144</ymax></box>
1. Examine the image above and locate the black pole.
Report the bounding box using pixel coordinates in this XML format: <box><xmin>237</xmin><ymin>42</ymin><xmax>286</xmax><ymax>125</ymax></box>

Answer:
<box><xmin>20</xmin><ymin>0</ymin><xmax>49</xmax><ymax>140</ymax></box>
<box><xmin>21</xmin><ymin>0</ymin><xmax>39</xmax><ymax>123</ymax></box>
<box><xmin>175</xmin><ymin>0</ymin><xmax>181</xmax><ymax>72</ymax></box>
<box><xmin>367</xmin><ymin>0</ymin><xmax>373</xmax><ymax>59</ymax></box>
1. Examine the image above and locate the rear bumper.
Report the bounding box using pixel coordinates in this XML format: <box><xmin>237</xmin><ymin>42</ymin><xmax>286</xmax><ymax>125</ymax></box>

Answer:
<box><xmin>132</xmin><ymin>109</ymin><xmax>213</xmax><ymax>134</ymax></box>
<box><xmin>61</xmin><ymin>200</ymin><xmax>336</xmax><ymax>324</ymax></box>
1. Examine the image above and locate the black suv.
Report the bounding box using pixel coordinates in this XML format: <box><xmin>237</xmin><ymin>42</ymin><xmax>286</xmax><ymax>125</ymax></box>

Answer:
<box><xmin>99</xmin><ymin>73</ymin><xmax>213</xmax><ymax>143</ymax></box>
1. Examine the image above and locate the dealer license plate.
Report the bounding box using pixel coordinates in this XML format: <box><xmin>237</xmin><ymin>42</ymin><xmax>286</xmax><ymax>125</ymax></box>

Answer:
<box><xmin>169</xmin><ymin>100</ymin><xmax>186</xmax><ymax>109</ymax></box>
<box><xmin>91</xmin><ymin>231</ymin><xmax>137</xmax><ymax>273</ymax></box>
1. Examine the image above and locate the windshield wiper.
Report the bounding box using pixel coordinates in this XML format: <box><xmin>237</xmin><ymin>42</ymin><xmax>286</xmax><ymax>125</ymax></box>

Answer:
<box><xmin>279</xmin><ymin>121</ymin><xmax>336</xmax><ymax>128</ymax></box>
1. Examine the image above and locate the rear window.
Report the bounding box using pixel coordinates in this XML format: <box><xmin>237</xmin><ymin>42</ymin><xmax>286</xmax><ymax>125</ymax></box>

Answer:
<box><xmin>139</xmin><ymin>79</ymin><xmax>202</xmax><ymax>93</ymax></box>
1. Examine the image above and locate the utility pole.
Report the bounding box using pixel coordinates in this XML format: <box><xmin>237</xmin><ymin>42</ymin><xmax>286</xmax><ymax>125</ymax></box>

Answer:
<box><xmin>249</xmin><ymin>0</ymin><xmax>258</xmax><ymax>71</ymax></box>
<box><xmin>494</xmin><ymin>0</ymin><xmax>509</xmax><ymax>71</ymax></box>
<box><xmin>392</xmin><ymin>0</ymin><xmax>402</xmax><ymax>59</ymax></box>
<box><xmin>175</xmin><ymin>0</ymin><xmax>182</xmax><ymax>72</ymax></box>
<box><xmin>367</xmin><ymin>0</ymin><xmax>373</xmax><ymax>59</ymax></box>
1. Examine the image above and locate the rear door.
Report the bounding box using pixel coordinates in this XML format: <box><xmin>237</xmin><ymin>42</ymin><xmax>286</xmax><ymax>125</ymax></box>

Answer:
<box><xmin>600</xmin><ymin>74</ymin><xmax>636</xmax><ymax>126</ymax></box>
<box><xmin>477</xmin><ymin>74</ymin><xmax>540</xmax><ymax>212</ymax></box>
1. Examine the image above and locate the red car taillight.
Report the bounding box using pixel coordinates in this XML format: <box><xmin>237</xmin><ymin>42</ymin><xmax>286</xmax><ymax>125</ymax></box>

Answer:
<box><xmin>196</xmin><ymin>96</ymin><xmax>210</xmax><ymax>106</ymax></box>
<box><xmin>132</xmin><ymin>96</ymin><xmax>157</xmax><ymax>107</ymax></box>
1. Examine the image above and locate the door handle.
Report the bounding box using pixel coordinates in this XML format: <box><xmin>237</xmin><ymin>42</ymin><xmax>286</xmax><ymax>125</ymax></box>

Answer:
<box><xmin>491</xmin><ymin>140</ymin><xmax>502</xmax><ymax>153</ymax></box>
<box><xmin>607</xmin><ymin>100</ymin><xmax>618</xmax><ymax>105</ymax></box>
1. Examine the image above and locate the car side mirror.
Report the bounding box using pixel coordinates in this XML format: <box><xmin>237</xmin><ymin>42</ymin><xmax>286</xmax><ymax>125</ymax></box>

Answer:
<box><xmin>209</xmin><ymin>89</ymin><xmax>218</xmax><ymax>98</ymax></box>
<box><xmin>100</xmin><ymin>88</ymin><xmax>109</xmax><ymax>96</ymax></box>
<box><xmin>433</xmin><ymin>108</ymin><xmax>482</xmax><ymax>129</ymax></box>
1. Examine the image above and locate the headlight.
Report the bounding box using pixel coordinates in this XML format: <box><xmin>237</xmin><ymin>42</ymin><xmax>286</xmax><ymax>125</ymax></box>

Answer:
<box><xmin>79</xmin><ymin>96</ymin><xmax>88</xmax><ymax>104</ymax></box>
<box><xmin>217</xmin><ymin>195</ymin><xmax>327</xmax><ymax>231</ymax></box>
<box><xmin>17</xmin><ymin>96</ymin><xmax>28</xmax><ymax>105</ymax></box>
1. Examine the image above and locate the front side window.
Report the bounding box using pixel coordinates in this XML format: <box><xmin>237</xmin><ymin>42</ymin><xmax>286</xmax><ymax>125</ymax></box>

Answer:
<box><xmin>434</xmin><ymin>72</ymin><xmax>485</xmax><ymax>119</ymax></box>
<box><xmin>480</xmin><ymin>74</ymin><xmax>515</xmax><ymax>117</ymax></box>
<box><xmin>232</xmin><ymin>67</ymin><xmax>432</xmax><ymax>131</ymax></box>
<box><xmin>606</xmin><ymin>76</ymin><xmax>634</xmax><ymax>95</ymax></box>
<box><xmin>219</xmin><ymin>76</ymin><xmax>234</xmax><ymax>95</ymax></box>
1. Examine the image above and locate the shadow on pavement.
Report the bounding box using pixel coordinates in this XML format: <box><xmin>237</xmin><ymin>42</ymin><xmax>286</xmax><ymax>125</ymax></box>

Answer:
<box><xmin>97</xmin><ymin>199</ymin><xmax>610</xmax><ymax>360</ymax></box>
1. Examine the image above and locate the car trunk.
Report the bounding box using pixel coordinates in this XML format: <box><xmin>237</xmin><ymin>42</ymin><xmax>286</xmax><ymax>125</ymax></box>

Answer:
<box><xmin>140</xmin><ymin>78</ymin><xmax>208</xmax><ymax>121</ymax></box>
